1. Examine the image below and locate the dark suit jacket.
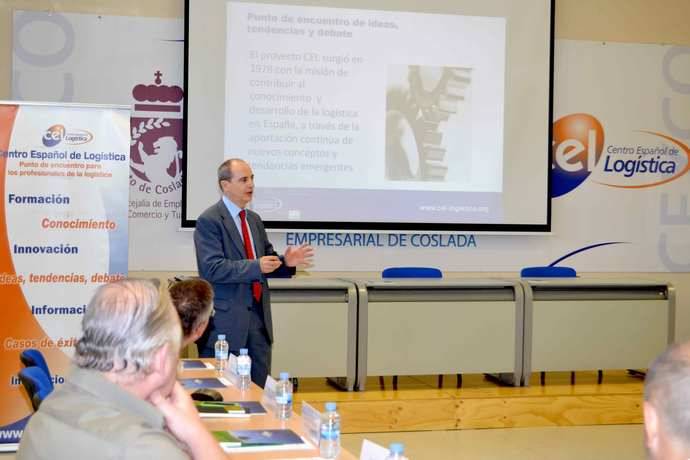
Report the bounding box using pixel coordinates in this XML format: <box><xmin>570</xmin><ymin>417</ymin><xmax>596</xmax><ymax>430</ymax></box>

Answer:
<box><xmin>194</xmin><ymin>200</ymin><xmax>294</xmax><ymax>350</ymax></box>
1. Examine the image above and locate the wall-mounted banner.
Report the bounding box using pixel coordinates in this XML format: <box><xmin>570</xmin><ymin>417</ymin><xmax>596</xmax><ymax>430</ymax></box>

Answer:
<box><xmin>0</xmin><ymin>101</ymin><xmax>129</xmax><ymax>440</ymax></box>
<box><xmin>546</xmin><ymin>40</ymin><xmax>690</xmax><ymax>272</ymax></box>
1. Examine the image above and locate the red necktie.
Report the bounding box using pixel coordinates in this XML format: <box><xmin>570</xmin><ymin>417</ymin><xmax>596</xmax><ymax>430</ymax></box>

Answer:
<box><xmin>239</xmin><ymin>210</ymin><xmax>262</xmax><ymax>302</ymax></box>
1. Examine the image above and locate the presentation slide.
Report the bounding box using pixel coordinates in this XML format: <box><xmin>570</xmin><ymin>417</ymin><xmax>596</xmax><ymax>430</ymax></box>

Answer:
<box><xmin>185</xmin><ymin>0</ymin><xmax>553</xmax><ymax>230</ymax></box>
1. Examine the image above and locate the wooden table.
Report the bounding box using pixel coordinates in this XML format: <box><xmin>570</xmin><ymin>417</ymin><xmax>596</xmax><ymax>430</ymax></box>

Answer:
<box><xmin>180</xmin><ymin>362</ymin><xmax>357</xmax><ymax>459</ymax></box>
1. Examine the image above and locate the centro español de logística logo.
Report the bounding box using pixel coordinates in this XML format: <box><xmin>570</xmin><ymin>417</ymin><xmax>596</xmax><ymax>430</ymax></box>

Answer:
<box><xmin>42</xmin><ymin>124</ymin><xmax>94</xmax><ymax>147</ymax></box>
<box><xmin>552</xmin><ymin>113</ymin><xmax>690</xmax><ymax>197</ymax></box>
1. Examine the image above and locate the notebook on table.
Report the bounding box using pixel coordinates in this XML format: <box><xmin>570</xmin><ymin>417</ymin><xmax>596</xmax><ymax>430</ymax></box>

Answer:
<box><xmin>213</xmin><ymin>429</ymin><xmax>311</xmax><ymax>453</ymax></box>
<box><xmin>180</xmin><ymin>377</ymin><xmax>230</xmax><ymax>389</ymax></box>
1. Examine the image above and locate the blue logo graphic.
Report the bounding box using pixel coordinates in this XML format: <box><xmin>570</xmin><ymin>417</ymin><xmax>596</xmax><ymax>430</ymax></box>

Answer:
<box><xmin>42</xmin><ymin>124</ymin><xmax>65</xmax><ymax>147</ymax></box>
<box><xmin>548</xmin><ymin>241</ymin><xmax>628</xmax><ymax>267</ymax></box>
<box><xmin>42</xmin><ymin>124</ymin><xmax>93</xmax><ymax>147</ymax></box>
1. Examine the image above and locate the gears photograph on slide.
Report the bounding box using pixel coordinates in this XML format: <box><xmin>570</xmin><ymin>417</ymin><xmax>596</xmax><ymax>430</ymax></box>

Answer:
<box><xmin>385</xmin><ymin>65</ymin><xmax>472</xmax><ymax>182</ymax></box>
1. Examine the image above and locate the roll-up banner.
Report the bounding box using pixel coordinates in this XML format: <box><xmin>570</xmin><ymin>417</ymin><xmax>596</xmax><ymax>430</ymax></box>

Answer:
<box><xmin>0</xmin><ymin>101</ymin><xmax>130</xmax><ymax>445</ymax></box>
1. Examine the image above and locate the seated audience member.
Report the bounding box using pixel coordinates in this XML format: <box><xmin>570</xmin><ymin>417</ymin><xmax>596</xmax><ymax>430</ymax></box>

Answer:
<box><xmin>169</xmin><ymin>278</ymin><xmax>214</xmax><ymax>348</ymax></box>
<box><xmin>644</xmin><ymin>341</ymin><xmax>690</xmax><ymax>460</ymax></box>
<box><xmin>17</xmin><ymin>279</ymin><xmax>227</xmax><ymax>460</ymax></box>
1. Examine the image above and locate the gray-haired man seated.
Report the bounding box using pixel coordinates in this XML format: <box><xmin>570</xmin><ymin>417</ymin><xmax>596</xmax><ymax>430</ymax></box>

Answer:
<box><xmin>644</xmin><ymin>341</ymin><xmax>690</xmax><ymax>460</ymax></box>
<box><xmin>17</xmin><ymin>279</ymin><xmax>227</xmax><ymax>460</ymax></box>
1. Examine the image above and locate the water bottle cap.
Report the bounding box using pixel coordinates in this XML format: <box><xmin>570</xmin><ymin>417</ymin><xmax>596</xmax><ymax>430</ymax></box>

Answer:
<box><xmin>389</xmin><ymin>443</ymin><xmax>404</xmax><ymax>454</ymax></box>
<box><xmin>217</xmin><ymin>334</ymin><xmax>226</xmax><ymax>340</ymax></box>
<box><xmin>279</xmin><ymin>371</ymin><xmax>290</xmax><ymax>380</ymax></box>
<box><xmin>325</xmin><ymin>402</ymin><xmax>336</xmax><ymax>411</ymax></box>
<box><xmin>239</xmin><ymin>348</ymin><xmax>248</xmax><ymax>355</ymax></box>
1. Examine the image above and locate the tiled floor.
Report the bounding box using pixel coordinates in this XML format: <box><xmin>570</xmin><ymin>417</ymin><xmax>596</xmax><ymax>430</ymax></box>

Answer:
<box><xmin>342</xmin><ymin>424</ymin><xmax>645</xmax><ymax>460</ymax></box>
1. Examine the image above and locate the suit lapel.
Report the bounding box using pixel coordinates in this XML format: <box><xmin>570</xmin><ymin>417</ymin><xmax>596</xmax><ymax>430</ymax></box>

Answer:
<box><xmin>216</xmin><ymin>201</ymin><xmax>246</xmax><ymax>257</ymax></box>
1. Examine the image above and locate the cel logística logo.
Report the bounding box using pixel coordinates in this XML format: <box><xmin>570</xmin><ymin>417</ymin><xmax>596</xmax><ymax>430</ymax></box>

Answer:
<box><xmin>552</xmin><ymin>114</ymin><xmax>690</xmax><ymax>196</ymax></box>
<box><xmin>42</xmin><ymin>124</ymin><xmax>94</xmax><ymax>147</ymax></box>
<box><xmin>42</xmin><ymin>124</ymin><xmax>65</xmax><ymax>147</ymax></box>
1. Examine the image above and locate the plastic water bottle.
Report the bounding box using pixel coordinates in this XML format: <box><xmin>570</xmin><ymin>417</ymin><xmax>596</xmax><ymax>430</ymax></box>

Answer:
<box><xmin>275</xmin><ymin>371</ymin><xmax>293</xmax><ymax>420</ymax></box>
<box><xmin>385</xmin><ymin>443</ymin><xmax>408</xmax><ymax>460</ymax></box>
<box><xmin>319</xmin><ymin>402</ymin><xmax>340</xmax><ymax>458</ymax></box>
<box><xmin>214</xmin><ymin>334</ymin><xmax>229</xmax><ymax>374</ymax></box>
<box><xmin>237</xmin><ymin>348</ymin><xmax>252</xmax><ymax>390</ymax></box>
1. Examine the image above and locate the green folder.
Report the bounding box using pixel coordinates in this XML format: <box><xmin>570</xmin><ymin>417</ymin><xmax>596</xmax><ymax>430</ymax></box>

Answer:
<box><xmin>194</xmin><ymin>401</ymin><xmax>246</xmax><ymax>417</ymax></box>
<box><xmin>211</xmin><ymin>431</ymin><xmax>242</xmax><ymax>448</ymax></box>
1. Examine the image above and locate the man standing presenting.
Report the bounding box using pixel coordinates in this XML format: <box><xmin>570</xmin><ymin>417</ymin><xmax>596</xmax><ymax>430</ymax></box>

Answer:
<box><xmin>194</xmin><ymin>159</ymin><xmax>313</xmax><ymax>387</ymax></box>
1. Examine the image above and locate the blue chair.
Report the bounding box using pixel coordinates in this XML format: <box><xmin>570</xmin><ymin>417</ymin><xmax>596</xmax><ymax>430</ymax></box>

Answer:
<box><xmin>520</xmin><ymin>266</ymin><xmax>576</xmax><ymax>278</ymax></box>
<box><xmin>20</xmin><ymin>349</ymin><xmax>52</xmax><ymax>379</ymax></box>
<box><xmin>18</xmin><ymin>366</ymin><xmax>53</xmax><ymax>410</ymax></box>
<box><xmin>382</xmin><ymin>266</ymin><xmax>442</xmax><ymax>278</ymax></box>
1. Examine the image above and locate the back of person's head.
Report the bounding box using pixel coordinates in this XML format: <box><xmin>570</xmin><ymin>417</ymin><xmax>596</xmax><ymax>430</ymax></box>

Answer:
<box><xmin>644</xmin><ymin>341</ymin><xmax>690</xmax><ymax>459</ymax></box>
<box><xmin>169</xmin><ymin>278</ymin><xmax>214</xmax><ymax>341</ymax></box>
<box><xmin>74</xmin><ymin>278</ymin><xmax>181</xmax><ymax>375</ymax></box>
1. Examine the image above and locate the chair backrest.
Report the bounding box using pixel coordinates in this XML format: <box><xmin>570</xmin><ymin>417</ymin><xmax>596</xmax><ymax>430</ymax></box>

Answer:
<box><xmin>20</xmin><ymin>348</ymin><xmax>52</xmax><ymax>378</ymax></box>
<box><xmin>18</xmin><ymin>366</ymin><xmax>54</xmax><ymax>411</ymax></box>
<box><xmin>520</xmin><ymin>266</ymin><xmax>577</xmax><ymax>278</ymax></box>
<box><xmin>382</xmin><ymin>267</ymin><xmax>443</xmax><ymax>279</ymax></box>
